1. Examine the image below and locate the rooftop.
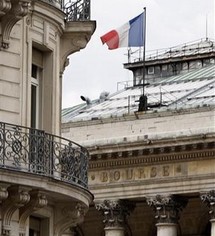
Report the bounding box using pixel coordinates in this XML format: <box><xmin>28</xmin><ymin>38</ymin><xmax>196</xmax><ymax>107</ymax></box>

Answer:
<box><xmin>126</xmin><ymin>38</ymin><xmax>215</xmax><ymax>64</ymax></box>
<box><xmin>62</xmin><ymin>39</ymin><xmax>215</xmax><ymax>123</ymax></box>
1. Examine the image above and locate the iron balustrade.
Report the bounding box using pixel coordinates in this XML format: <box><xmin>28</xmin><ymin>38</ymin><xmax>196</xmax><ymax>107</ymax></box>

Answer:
<box><xmin>0</xmin><ymin>122</ymin><xmax>89</xmax><ymax>189</ymax></box>
<box><xmin>39</xmin><ymin>0</ymin><xmax>63</xmax><ymax>8</ymax></box>
<box><xmin>63</xmin><ymin>0</ymin><xmax>90</xmax><ymax>21</ymax></box>
<box><xmin>38</xmin><ymin>0</ymin><xmax>91</xmax><ymax>21</ymax></box>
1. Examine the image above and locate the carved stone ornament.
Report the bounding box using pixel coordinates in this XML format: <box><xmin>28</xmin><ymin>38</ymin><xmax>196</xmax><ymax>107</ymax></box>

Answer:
<box><xmin>54</xmin><ymin>202</ymin><xmax>88</xmax><ymax>236</ymax></box>
<box><xmin>19</xmin><ymin>191</ymin><xmax>48</xmax><ymax>235</ymax></box>
<box><xmin>96</xmin><ymin>200</ymin><xmax>135</xmax><ymax>228</ymax></box>
<box><xmin>0</xmin><ymin>0</ymin><xmax>31</xmax><ymax>49</ymax></box>
<box><xmin>0</xmin><ymin>184</ymin><xmax>9</xmax><ymax>202</ymax></box>
<box><xmin>200</xmin><ymin>190</ymin><xmax>215</xmax><ymax>219</ymax></box>
<box><xmin>0</xmin><ymin>0</ymin><xmax>11</xmax><ymax>17</ymax></box>
<box><xmin>147</xmin><ymin>195</ymin><xmax>187</xmax><ymax>224</ymax></box>
<box><xmin>2</xmin><ymin>186</ymin><xmax>31</xmax><ymax>236</ymax></box>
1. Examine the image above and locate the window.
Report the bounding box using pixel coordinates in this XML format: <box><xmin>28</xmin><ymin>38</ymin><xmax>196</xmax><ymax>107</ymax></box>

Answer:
<box><xmin>29</xmin><ymin>229</ymin><xmax>40</xmax><ymax>236</ymax></box>
<box><xmin>31</xmin><ymin>46</ymin><xmax>54</xmax><ymax>133</ymax></box>
<box><xmin>161</xmin><ymin>64</ymin><xmax>168</xmax><ymax>77</ymax></box>
<box><xmin>189</xmin><ymin>60</ymin><xmax>202</xmax><ymax>70</ymax></box>
<box><xmin>31</xmin><ymin>64</ymin><xmax>42</xmax><ymax>128</ymax></box>
<box><xmin>29</xmin><ymin>217</ymin><xmax>41</xmax><ymax>236</ymax></box>
<box><xmin>148</xmin><ymin>66</ymin><xmax>154</xmax><ymax>75</ymax></box>
<box><xmin>29</xmin><ymin>216</ymin><xmax>50</xmax><ymax>236</ymax></box>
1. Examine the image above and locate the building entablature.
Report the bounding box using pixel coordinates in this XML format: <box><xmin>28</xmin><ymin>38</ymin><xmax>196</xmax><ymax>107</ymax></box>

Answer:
<box><xmin>88</xmin><ymin>136</ymin><xmax>215</xmax><ymax>201</ymax></box>
<box><xmin>88</xmin><ymin>136</ymin><xmax>215</xmax><ymax>164</ymax></box>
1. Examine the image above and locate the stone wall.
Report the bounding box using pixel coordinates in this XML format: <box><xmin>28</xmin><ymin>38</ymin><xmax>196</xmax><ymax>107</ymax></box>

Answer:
<box><xmin>62</xmin><ymin>107</ymin><xmax>215</xmax><ymax>146</ymax></box>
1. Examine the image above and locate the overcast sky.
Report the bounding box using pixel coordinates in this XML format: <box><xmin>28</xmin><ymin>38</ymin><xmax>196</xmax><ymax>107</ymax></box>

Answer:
<box><xmin>62</xmin><ymin>0</ymin><xmax>214</xmax><ymax>108</ymax></box>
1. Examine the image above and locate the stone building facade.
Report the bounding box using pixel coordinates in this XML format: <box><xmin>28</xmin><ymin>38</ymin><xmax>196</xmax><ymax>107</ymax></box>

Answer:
<box><xmin>0</xmin><ymin>0</ymin><xmax>95</xmax><ymax>235</ymax></box>
<box><xmin>62</xmin><ymin>39</ymin><xmax>215</xmax><ymax>236</ymax></box>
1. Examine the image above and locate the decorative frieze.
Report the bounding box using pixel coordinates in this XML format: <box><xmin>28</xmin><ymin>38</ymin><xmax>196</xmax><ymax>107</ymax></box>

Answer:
<box><xmin>200</xmin><ymin>190</ymin><xmax>215</xmax><ymax>219</ymax></box>
<box><xmin>90</xmin><ymin>148</ymin><xmax>215</xmax><ymax>170</ymax></box>
<box><xmin>96</xmin><ymin>200</ymin><xmax>135</xmax><ymax>228</ymax></box>
<box><xmin>89</xmin><ymin>163</ymin><xmax>188</xmax><ymax>185</ymax></box>
<box><xmin>147</xmin><ymin>195</ymin><xmax>187</xmax><ymax>224</ymax></box>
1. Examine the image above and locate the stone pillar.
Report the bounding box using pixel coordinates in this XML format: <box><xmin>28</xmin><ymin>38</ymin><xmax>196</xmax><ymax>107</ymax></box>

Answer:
<box><xmin>147</xmin><ymin>195</ymin><xmax>187</xmax><ymax>236</ymax></box>
<box><xmin>201</xmin><ymin>190</ymin><xmax>215</xmax><ymax>236</ymax></box>
<box><xmin>96</xmin><ymin>200</ymin><xmax>134</xmax><ymax>236</ymax></box>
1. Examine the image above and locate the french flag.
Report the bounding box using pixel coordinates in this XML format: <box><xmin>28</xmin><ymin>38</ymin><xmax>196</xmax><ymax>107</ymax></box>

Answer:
<box><xmin>100</xmin><ymin>12</ymin><xmax>145</xmax><ymax>50</ymax></box>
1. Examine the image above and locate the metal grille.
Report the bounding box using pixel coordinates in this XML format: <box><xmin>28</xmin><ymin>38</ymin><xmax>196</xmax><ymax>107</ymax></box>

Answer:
<box><xmin>63</xmin><ymin>0</ymin><xmax>90</xmax><ymax>21</ymax></box>
<box><xmin>0</xmin><ymin>122</ymin><xmax>89</xmax><ymax>188</ymax></box>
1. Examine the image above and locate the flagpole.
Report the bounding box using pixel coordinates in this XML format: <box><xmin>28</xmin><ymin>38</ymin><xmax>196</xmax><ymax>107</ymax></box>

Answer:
<box><xmin>138</xmin><ymin>7</ymin><xmax>147</xmax><ymax>112</ymax></box>
<box><xmin>142</xmin><ymin>7</ymin><xmax>146</xmax><ymax>100</ymax></box>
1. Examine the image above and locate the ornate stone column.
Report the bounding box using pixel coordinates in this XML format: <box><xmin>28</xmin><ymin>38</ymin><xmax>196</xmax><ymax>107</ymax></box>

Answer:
<box><xmin>96</xmin><ymin>200</ymin><xmax>134</xmax><ymax>236</ymax></box>
<box><xmin>201</xmin><ymin>190</ymin><xmax>215</xmax><ymax>236</ymax></box>
<box><xmin>147</xmin><ymin>195</ymin><xmax>187</xmax><ymax>236</ymax></box>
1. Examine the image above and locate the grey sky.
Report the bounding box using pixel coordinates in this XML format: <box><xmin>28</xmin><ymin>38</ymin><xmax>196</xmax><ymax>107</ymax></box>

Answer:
<box><xmin>62</xmin><ymin>0</ymin><xmax>214</xmax><ymax>108</ymax></box>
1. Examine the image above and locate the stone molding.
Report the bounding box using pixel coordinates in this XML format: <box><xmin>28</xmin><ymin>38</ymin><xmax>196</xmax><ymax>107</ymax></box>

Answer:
<box><xmin>0</xmin><ymin>0</ymin><xmax>11</xmax><ymax>18</ymax></box>
<box><xmin>200</xmin><ymin>190</ymin><xmax>215</xmax><ymax>219</ymax></box>
<box><xmin>0</xmin><ymin>0</ymin><xmax>30</xmax><ymax>48</ymax></box>
<box><xmin>19</xmin><ymin>190</ymin><xmax>48</xmax><ymax>236</ymax></box>
<box><xmin>147</xmin><ymin>195</ymin><xmax>187</xmax><ymax>224</ymax></box>
<box><xmin>96</xmin><ymin>200</ymin><xmax>135</xmax><ymax>228</ymax></box>
<box><xmin>89</xmin><ymin>142</ymin><xmax>215</xmax><ymax>170</ymax></box>
<box><xmin>54</xmin><ymin>202</ymin><xmax>88</xmax><ymax>236</ymax></box>
<box><xmin>60</xmin><ymin>21</ymin><xmax>96</xmax><ymax>72</ymax></box>
<box><xmin>0</xmin><ymin>184</ymin><xmax>10</xmax><ymax>203</ymax></box>
<box><xmin>1</xmin><ymin>185</ymin><xmax>31</xmax><ymax>236</ymax></box>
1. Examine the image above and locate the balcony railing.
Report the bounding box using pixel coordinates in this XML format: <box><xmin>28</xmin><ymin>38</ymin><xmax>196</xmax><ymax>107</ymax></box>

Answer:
<box><xmin>39</xmin><ymin>0</ymin><xmax>91</xmax><ymax>21</ymax></box>
<box><xmin>0</xmin><ymin>122</ymin><xmax>89</xmax><ymax>189</ymax></box>
<box><xmin>63</xmin><ymin>0</ymin><xmax>90</xmax><ymax>21</ymax></box>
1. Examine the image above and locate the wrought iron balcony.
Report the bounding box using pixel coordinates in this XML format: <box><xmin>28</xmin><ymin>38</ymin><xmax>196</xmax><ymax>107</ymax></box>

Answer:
<box><xmin>63</xmin><ymin>0</ymin><xmax>90</xmax><ymax>21</ymax></box>
<box><xmin>39</xmin><ymin>0</ymin><xmax>91</xmax><ymax>21</ymax></box>
<box><xmin>0</xmin><ymin>122</ymin><xmax>89</xmax><ymax>188</ymax></box>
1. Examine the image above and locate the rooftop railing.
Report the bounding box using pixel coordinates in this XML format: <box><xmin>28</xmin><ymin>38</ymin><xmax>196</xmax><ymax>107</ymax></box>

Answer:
<box><xmin>39</xmin><ymin>0</ymin><xmax>91</xmax><ymax>21</ymax></box>
<box><xmin>0</xmin><ymin>122</ymin><xmax>89</xmax><ymax>189</ymax></box>
<box><xmin>126</xmin><ymin>38</ymin><xmax>215</xmax><ymax>64</ymax></box>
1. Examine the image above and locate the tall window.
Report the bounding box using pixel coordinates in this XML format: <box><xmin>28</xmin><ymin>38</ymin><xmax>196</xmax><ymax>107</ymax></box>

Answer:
<box><xmin>29</xmin><ymin>215</ymin><xmax>50</xmax><ymax>236</ymax></box>
<box><xmin>29</xmin><ymin>216</ymin><xmax>41</xmax><ymax>236</ymax></box>
<box><xmin>31</xmin><ymin>64</ymin><xmax>41</xmax><ymax>128</ymax></box>
<box><xmin>31</xmin><ymin>46</ymin><xmax>53</xmax><ymax>133</ymax></box>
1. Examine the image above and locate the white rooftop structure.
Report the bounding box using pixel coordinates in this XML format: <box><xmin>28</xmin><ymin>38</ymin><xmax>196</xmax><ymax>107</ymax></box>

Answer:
<box><xmin>62</xmin><ymin>39</ymin><xmax>215</xmax><ymax>123</ymax></box>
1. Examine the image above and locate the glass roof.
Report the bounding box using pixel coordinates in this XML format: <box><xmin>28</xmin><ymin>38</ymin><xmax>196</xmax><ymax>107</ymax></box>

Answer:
<box><xmin>62</xmin><ymin>64</ymin><xmax>215</xmax><ymax>123</ymax></box>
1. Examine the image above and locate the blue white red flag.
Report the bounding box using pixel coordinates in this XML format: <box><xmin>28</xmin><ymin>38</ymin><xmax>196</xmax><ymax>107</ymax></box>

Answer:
<box><xmin>100</xmin><ymin>12</ymin><xmax>145</xmax><ymax>50</ymax></box>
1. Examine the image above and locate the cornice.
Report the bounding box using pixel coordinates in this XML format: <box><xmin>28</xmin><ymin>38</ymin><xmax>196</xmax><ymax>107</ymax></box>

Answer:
<box><xmin>89</xmin><ymin>141</ymin><xmax>215</xmax><ymax>170</ymax></box>
<box><xmin>62</xmin><ymin>106</ymin><xmax>215</xmax><ymax>128</ymax></box>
